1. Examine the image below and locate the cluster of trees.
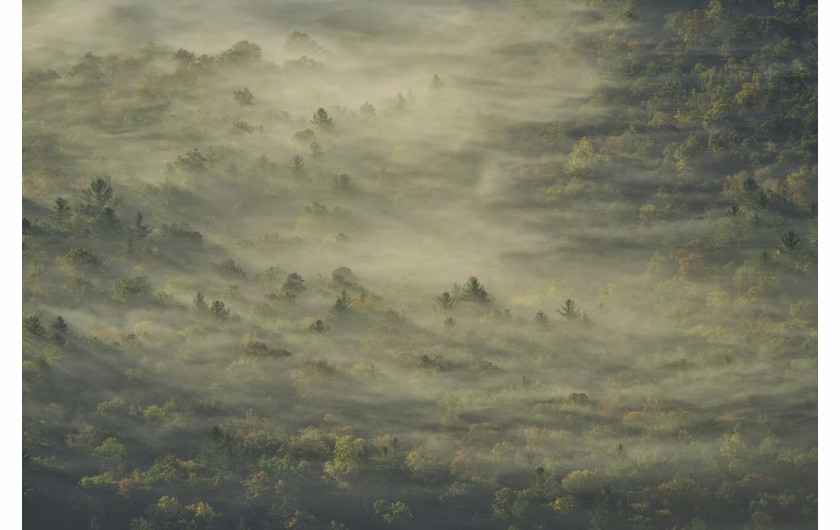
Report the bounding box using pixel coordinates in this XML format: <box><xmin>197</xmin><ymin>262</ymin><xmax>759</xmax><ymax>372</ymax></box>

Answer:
<box><xmin>22</xmin><ymin>1</ymin><xmax>815</xmax><ymax>529</ymax></box>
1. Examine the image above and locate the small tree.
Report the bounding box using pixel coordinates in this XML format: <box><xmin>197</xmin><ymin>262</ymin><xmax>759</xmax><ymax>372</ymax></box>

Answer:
<box><xmin>193</xmin><ymin>292</ymin><xmax>208</xmax><ymax>314</ymax></box>
<box><xmin>460</xmin><ymin>277</ymin><xmax>489</xmax><ymax>304</ymax></box>
<box><xmin>332</xmin><ymin>174</ymin><xmax>353</xmax><ymax>193</ymax></box>
<box><xmin>210</xmin><ymin>300</ymin><xmax>230</xmax><ymax>320</ymax></box>
<box><xmin>283</xmin><ymin>273</ymin><xmax>306</xmax><ymax>293</ymax></box>
<box><xmin>112</xmin><ymin>277</ymin><xmax>149</xmax><ymax>302</ymax></box>
<box><xmin>289</xmin><ymin>155</ymin><xmax>307</xmax><ymax>178</ymax></box>
<box><xmin>62</xmin><ymin>248</ymin><xmax>99</xmax><ymax>270</ymax></box>
<box><xmin>309</xmin><ymin>320</ymin><xmax>330</xmax><ymax>334</ymax></box>
<box><xmin>24</xmin><ymin>316</ymin><xmax>47</xmax><ymax>337</ymax></box>
<box><xmin>211</xmin><ymin>258</ymin><xmax>246</xmax><ymax>278</ymax></box>
<box><xmin>373</xmin><ymin>500</ymin><xmax>414</xmax><ymax>526</ymax></box>
<box><xmin>50</xmin><ymin>197</ymin><xmax>71</xmax><ymax>227</ymax></box>
<box><xmin>360</xmin><ymin>102</ymin><xmax>376</xmax><ymax>116</ymax></box>
<box><xmin>132</xmin><ymin>212</ymin><xmax>149</xmax><ymax>239</ymax></box>
<box><xmin>779</xmin><ymin>230</ymin><xmax>802</xmax><ymax>253</ymax></box>
<box><xmin>311</xmin><ymin>108</ymin><xmax>334</xmax><ymax>132</ymax></box>
<box><xmin>310</xmin><ymin>141</ymin><xmax>323</xmax><ymax>159</ymax></box>
<box><xmin>82</xmin><ymin>177</ymin><xmax>114</xmax><ymax>209</ymax></box>
<box><xmin>442</xmin><ymin>317</ymin><xmax>456</xmax><ymax>331</ymax></box>
<box><xmin>436</xmin><ymin>292</ymin><xmax>455</xmax><ymax>310</ymax></box>
<box><xmin>233</xmin><ymin>87</ymin><xmax>254</xmax><ymax>106</ymax></box>
<box><xmin>51</xmin><ymin>316</ymin><xmax>69</xmax><ymax>334</ymax></box>
<box><xmin>557</xmin><ymin>299</ymin><xmax>581</xmax><ymax>321</ymax></box>
<box><xmin>429</xmin><ymin>74</ymin><xmax>446</xmax><ymax>97</ymax></box>
<box><xmin>331</xmin><ymin>290</ymin><xmax>351</xmax><ymax>314</ymax></box>
<box><xmin>285</xmin><ymin>31</ymin><xmax>320</xmax><ymax>54</ymax></box>
<box><xmin>535</xmin><ymin>310</ymin><xmax>549</xmax><ymax>324</ymax></box>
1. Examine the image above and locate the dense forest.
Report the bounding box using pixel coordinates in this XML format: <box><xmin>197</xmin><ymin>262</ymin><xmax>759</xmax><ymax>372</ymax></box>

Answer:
<box><xmin>22</xmin><ymin>0</ymin><xmax>817</xmax><ymax>528</ymax></box>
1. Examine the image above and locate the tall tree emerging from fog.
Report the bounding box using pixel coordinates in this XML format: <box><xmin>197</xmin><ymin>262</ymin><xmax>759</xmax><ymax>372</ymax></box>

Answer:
<box><xmin>311</xmin><ymin>108</ymin><xmax>334</xmax><ymax>132</ymax></box>
<box><xmin>460</xmin><ymin>277</ymin><xmax>489</xmax><ymax>304</ymax></box>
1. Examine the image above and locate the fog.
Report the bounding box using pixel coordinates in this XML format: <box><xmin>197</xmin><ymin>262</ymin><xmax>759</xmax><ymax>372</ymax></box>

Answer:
<box><xmin>23</xmin><ymin>0</ymin><xmax>817</xmax><ymax>529</ymax></box>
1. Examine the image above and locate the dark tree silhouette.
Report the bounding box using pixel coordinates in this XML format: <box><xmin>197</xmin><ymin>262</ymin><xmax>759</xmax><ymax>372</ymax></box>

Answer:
<box><xmin>460</xmin><ymin>277</ymin><xmax>489</xmax><ymax>304</ymax></box>
<box><xmin>557</xmin><ymin>299</ymin><xmax>581</xmax><ymax>321</ymax></box>
<box><xmin>311</xmin><ymin>108</ymin><xmax>334</xmax><ymax>132</ymax></box>
<box><xmin>436</xmin><ymin>292</ymin><xmax>455</xmax><ymax>310</ymax></box>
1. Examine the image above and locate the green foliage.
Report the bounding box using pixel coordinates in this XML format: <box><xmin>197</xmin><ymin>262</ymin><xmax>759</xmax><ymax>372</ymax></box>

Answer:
<box><xmin>170</xmin><ymin>149</ymin><xmax>208</xmax><ymax>174</ymax></box>
<box><xmin>311</xmin><ymin>108</ymin><xmax>334</xmax><ymax>132</ymax></box>
<box><xmin>210</xmin><ymin>300</ymin><xmax>230</xmax><ymax>320</ymax></box>
<box><xmin>557</xmin><ymin>299</ymin><xmax>581</xmax><ymax>321</ymax></box>
<box><xmin>62</xmin><ymin>248</ymin><xmax>99</xmax><ymax>270</ymax></box>
<box><xmin>309</xmin><ymin>320</ymin><xmax>329</xmax><ymax>334</ymax></box>
<box><xmin>283</xmin><ymin>272</ymin><xmax>306</xmax><ymax>293</ymax></box>
<box><xmin>332</xmin><ymin>174</ymin><xmax>353</xmax><ymax>193</ymax></box>
<box><xmin>373</xmin><ymin>500</ymin><xmax>414</xmax><ymax>526</ymax></box>
<box><xmin>242</xmin><ymin>341</ymin><xmax>291</xmax><ymax>358</ymax></box>
<box><xmin>289</xmin><ymin>155</ymin><xmax>307</xmax><ymax>178</ymax></box>
<box><xmin>23</xmin><ymin>316</ymin><xmax>47</xmax><ymax>337</ymax></box>
<box><xmin>534</xmin><ymin>310</ymin><xmax>548</xmax><ymax>324</ymax></box>
<box><xmin>325</xmin><ymin>435</ymin><xmax>365</xmax><ymax>479</ymax></box>
<box><xmin>285</xmin><ymin>31</ymin><xmax>320</xmax><ymax>54</ymax></box>
<box><xmin>112</xmin><ymin>276</ymin><xmax>149</xmax><ymax>302</ymax></box>
<box><xmin>219</xmin><ymin>40</ymin><xmax>262</xmax><ymax>63</ymax></box>
<box><xmin>778</xmin><ymin>230</ymin><xmax>802</xmax><ymax>253</ymax></box>
<box><xmin>82</xmin><ymin>177</ymin><xmax>114</xmax><ymax>210</ymax></box>
<box><xmin>436</xmin><ymin>291</ymin><xmax>455</xmax><ymax>310</ymax></box>
<box><xmin>460</xmin><ymin>277</ymin><xmax>489</xmax><ymax>304</ymax></box>
<box><xmin>331</xmin><ymin>289</ymin><xmax>352</xmax><ymax>314</ymax></box>
<box><xmin>50</xmin><ymin>315</ymin><xmax>69</xmax><ymax>334</ymax></box>
<box><xmin>211</xmin><ymin>258</ymin><xmax>246</xmax><ymax>278</ymax></box>
<box><xmin>233</xmin><ymin>87</ymin><xmax>254</xmax><ymax>106</ymax></box>
<box><xmin>50</xmin><ymin>197</ymin><xmax>71</xmax><ymax>228</ymax></box>
<box><xmin>310</xmin><ymin>141</ymin><xmax>323</xmax><ymax>159</ymax></box>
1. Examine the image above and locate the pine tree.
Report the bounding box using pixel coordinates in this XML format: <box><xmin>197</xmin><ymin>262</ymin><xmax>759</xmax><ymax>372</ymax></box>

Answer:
<box><xmin>289</xmin><ymin>155</ymin><xmax>307</xmax><ymax>178</ymax></box>
<box><xmin>436</xmin><ymin>292</ymin><xmax>455</xmax><ymax>310</ymax></box>
<box><xmin>193</xmin><ymin>292</ymin><xmax>208</xmax><ymax>314</ymax></box>
<box><xmin>331</xmin><ymin>290</ymin><xmax>351</xmax><ymax>313</ymax></box>
<box><xmin>779</xmin><ymin>230</ymin><xmax>802</xmax><ymax>253</ymax></box>
<box><xmin>50</xmin><ymin>197</ymin><xmax>71</xmax><ymax>227</ymax></box>
<box><xmin>557</xmin><ymin>299</ymin><xmax>581</xmax><ymax>321</ymax></box>
<box><xmin>210</xmin><ymin>300</ymin><xmax>230</xmax><ymax>320</ymax></box>
<box><xmin>82</xmin><ymin>177</ymin><xmax>114</xmax><ymax>209</ymax></box>
<box><xmin>311</xmin><ymin>108</ymin><xmax>334</xmax><ymax>132</ymax></box>
<box><xmin>51</xmin><ymin>316</ymin><xmax>69</xmax><ymax>334</ymax></box>
<box><xmin>24</xmin><ymin>316</ymin><xmax>47</xmax><ymax>337</ymax></box>
<box><xmin>309</xmin><ymin>319</ymin><xmax>330</xmax><ymax>334</ymax></box>
<box><xmin>460</xmin><ymin>277</ymin><xmax>489</xmax><ymax>303</ymax></box>
<box><xmin>283</xmin><ymin>273</ymin><xmax>306</xmax><ymax>293</ymax></box>
<box><xmin>310</xmin><ymin>141</ymin><xmax>323</xmax><ymax>159</ymax></box>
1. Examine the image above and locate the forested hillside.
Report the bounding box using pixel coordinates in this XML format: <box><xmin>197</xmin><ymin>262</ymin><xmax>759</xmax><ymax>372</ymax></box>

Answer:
<box><xmin>22</xmin><ymin>1</ymin><xmax>817</xmax><ymax>528</ymax></box>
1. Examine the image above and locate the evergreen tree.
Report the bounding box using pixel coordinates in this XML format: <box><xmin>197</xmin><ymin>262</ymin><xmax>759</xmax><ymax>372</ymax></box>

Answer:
<box><xmin>429</xmin><ymin>74</ymin><xmax>446</xmax><ymax>97</ymax></box>
<box><xmin>310</xmin><ymin>141</ymin><xmax>323</xmax><ymax>159</ymax></box>
<box><xmin>460</xmin><ymin>277</ymin><xmax>489</xmax><ymax>303</ymax></box>
<box><xmin>82</xmin><ymin>177</ymin><xmax>114</xmax><ymax>210</ymax></box>
<box><xmin>557</xmin><ymin>299</ymin><xmax>581</xmax><ymax>321</ymax></box>
<box><xmin>436</xmin><ymin>292</ymin><xmax>455</xmax><ymax>310</ymax></box>
<box><xmin>50</xmin><ymin>197</ymin><xmax>71</xmax><ymax>227</ymax></box>
<box><xmin>24</xmin><ymin>316</ymin><xmax>47</xmax><ymax>337</ymax></box>
<box><xmin>779</xmin><ymin>230</ymin><xmax>802</xmax><ymax>253</ymax></box>
<box><xmin>311</xmin><ymin>108</ymin><xmax>334</xmax><ymax>132</ymax></box>
<box><xmin>289</xmin><ymin>155</ymin><xmax>307</xmax><ymax>178</ymax></box>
